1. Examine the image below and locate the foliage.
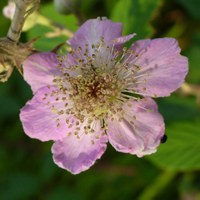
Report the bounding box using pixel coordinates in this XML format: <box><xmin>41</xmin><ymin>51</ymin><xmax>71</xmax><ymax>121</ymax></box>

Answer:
<box><xmin>111</xmin><ymin>0</ymin><xmax>162</xmax><ymax>39</ymax></box>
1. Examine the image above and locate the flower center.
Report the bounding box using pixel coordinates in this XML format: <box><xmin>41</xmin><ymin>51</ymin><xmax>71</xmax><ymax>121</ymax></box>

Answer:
<box><xmin>43</xmin><ymin>38</ymin><xmax>142</xmax><ymax>136</ymax></box>
<box><xmin>68</xmin><ymin>69</ymin><xmax>123</xmax><ymax>120</ymax></box>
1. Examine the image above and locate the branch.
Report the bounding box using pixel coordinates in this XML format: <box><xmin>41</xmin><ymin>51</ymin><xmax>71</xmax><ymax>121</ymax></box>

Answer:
<box><xmin>0</xmin><ymin>0</ymin><xmax>40</xmax><ymax>82</ymax></box>
<box><xmin>7</xmin><ymin>0</ymin><xmax>40</xmax><ymax>42</ymax></box>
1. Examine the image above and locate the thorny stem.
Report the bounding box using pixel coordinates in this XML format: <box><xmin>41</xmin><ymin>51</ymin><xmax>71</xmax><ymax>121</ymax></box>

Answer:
<box><xmin>7</xmin><ymin>0</ymin><xmax>40</xmax><ymax>42</ymax></box>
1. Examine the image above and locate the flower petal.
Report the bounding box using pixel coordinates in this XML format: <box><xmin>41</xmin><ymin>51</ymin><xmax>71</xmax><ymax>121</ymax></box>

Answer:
<box><xmin>128</xmin><ymin>38</ymin><xmax>188</xmax><ymax>97</ymax></box>
<box><xmin>52</xmin><ymin>121</ymin><xmax>108</xmax><ymax>174</ymax></box>
<box><xmin>23</xmin><ymin>52</ymin><xmax>61</xmax><ymax>93</ymax></box>
<box><xmin>68</xmin><ymin>17</ymin><xmax>122</xmax><ymax>49</ymax></box>
<box><xmin>107</xmin><ymin>98</ymin><xmax>164</xmax><ymax>157</ymax></box>
<box><xmin>113</xmin><ymin>33</ymin><xmax>136</xmax><ymax>45</ymax></box>
<box><xmin>20</xmin><ymin>86</ymin><xmax>74</xmax><ymax>142</ymax></box>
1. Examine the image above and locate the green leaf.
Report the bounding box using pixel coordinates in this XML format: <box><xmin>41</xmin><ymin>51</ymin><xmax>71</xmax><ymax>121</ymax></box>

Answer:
<box><xmin>27</xmin><ymin>3</ymin><xmax>79</xmax><ymax>51</ymax></box>
<box><xmin>40</xmin><ymin>3</ymin><xmax>78</xmax><ymax>32</ymax></box>
<box><xmin>27</xmin><ymin>24</ymin><xmax>68</xmax><ymax>51</ymax></box>
<box><xmin>157</xmin><ymin>95</ymin><xmax>199</xmax><ymax>124</ymax></box>
<box><xmin>149</xmin><ymin>119</ymin><xmax>200</xmax><ymax>171</ymax></box>
<box><xmin>111</xmin><ymin>0</ymin><xmax>162</xmax><ymax>39</ymax></box>
<box><xmin>138</xmin><ymin>171</ymin><xmax>176</xmax><ymax>200</ymax></box>
<box><xmin>149</xmin><ymin>94</ymin><xmax>200</xmax><ymax>171</ymax></box>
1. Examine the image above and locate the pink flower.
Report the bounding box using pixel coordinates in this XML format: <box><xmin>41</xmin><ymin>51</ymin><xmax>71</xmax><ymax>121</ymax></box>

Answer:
<box><xmin>20</xmin><ymin>18</ymin><xmax>188</xmax><ymax>174</ymax></box>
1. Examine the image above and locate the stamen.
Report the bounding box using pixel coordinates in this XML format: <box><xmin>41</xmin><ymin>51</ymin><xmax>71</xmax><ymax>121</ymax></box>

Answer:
<box><xmin>43</xmin><ymin>38</ymin><xmax>152</xmax><ymax>137</ymax></box>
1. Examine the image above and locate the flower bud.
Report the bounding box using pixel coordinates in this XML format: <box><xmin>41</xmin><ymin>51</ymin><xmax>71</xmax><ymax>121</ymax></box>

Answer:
<box><xmin>2</xmin><ymin>0</ymin><xmax>15</xmax><ymax>20</ymax></box>
<box><xmin>53</xmin><ymin>0</ymin><xmax>80</xmax><ymax>14</ymax></box>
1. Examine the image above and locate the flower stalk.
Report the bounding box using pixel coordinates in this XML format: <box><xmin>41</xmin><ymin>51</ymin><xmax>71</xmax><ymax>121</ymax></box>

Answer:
<box><xmin>0</xmin><ymin>0</ymin><xmax>40</xmax><ymax>82</ymax></box>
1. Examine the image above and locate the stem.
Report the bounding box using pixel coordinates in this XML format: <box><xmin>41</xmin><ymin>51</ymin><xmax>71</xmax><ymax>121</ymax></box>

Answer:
<box><xmin>7</xmin><ymin>0</ymin><xmax>40</xmax><ymax>42</ymax></box>
<box><xmin>138</xmin><ymin>170</ymin><xmax>177</xmax><ymax>200</ymax></box>
<box><xmin>0</xmin><ymin>0</ymin><xmax>40</xmax><ymax>82</ymax></box>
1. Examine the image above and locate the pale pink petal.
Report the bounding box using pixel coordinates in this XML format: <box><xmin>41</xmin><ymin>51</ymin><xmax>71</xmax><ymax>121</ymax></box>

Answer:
<box><xmin>23</xmin><ymin>52</ymin><xmax>78</xmax><ymax>93</ymax></box>
<box><xmin>107</xmin><ymin>98</ymin><xmax>164</xmax><ymax>157</ymax></box>
<box><xmin>68</xmin><ymin>18</ymin><xmax>122</xmax><ymax>50</ymax></box>
<box><xmin>23</xmin><ymin>52</ymin><xmax>61</xmax><ymax>93</ymax></box>
<box><xmin>128</xmin><ymin>38</ymin><xmax>188</xmax><ymax>97</ymax></box>
<box><xmin>113</xmin><ymin>33</ymin><xmax>136</xmax><ymax>45</ymax></box>
<box><xmin>20</xmin><ymin>86</ymin><xmax>75</xmax><ymax>142</ymax></box>
<box><xmin>52</xmin><ymin>120</ymin><xmax>108</xmax><ymax>174</ymax></box>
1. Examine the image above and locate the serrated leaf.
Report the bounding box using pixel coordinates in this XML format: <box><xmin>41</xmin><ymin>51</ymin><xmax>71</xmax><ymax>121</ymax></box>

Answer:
<box><xmin>111</xmin><ymin>0</ymin><xmax>162</xmax><ymax>39</ymax></box>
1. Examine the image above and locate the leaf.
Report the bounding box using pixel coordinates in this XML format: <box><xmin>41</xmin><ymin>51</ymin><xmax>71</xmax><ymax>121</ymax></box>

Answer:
<box><xmin>111</xmin><ymin>0</ymin><xmax>162</xmax><ymax>39</ymax></box>
<box><xmin>27</xmin><ymin>3</ymin><xmax>79</xmax><ymax>51</ymax></box>
<box><xmin>157</xmin><ymin>95</ymin><xmax>199</xmax><ymax>124</ymax></box>
<box><xmin>27</xmin><ymin>24</ymin><xmax>68</xmax><ymax>51</ymax></box>
<box><xmin>40</xmin><ymin>3</ymin><xmax>78</xmax><ymax>32</ymax></box>
<box><xmin>148</xmin><ymin>95</ymin><xmax>200</xmax><ymax>171</ymax></box>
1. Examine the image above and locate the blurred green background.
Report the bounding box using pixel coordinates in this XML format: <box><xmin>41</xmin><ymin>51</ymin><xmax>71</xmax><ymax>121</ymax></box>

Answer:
<box><xmin>0</xmin><ymin>0</ymin><xmax>200</xmax><ymax>199</ymax></box>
